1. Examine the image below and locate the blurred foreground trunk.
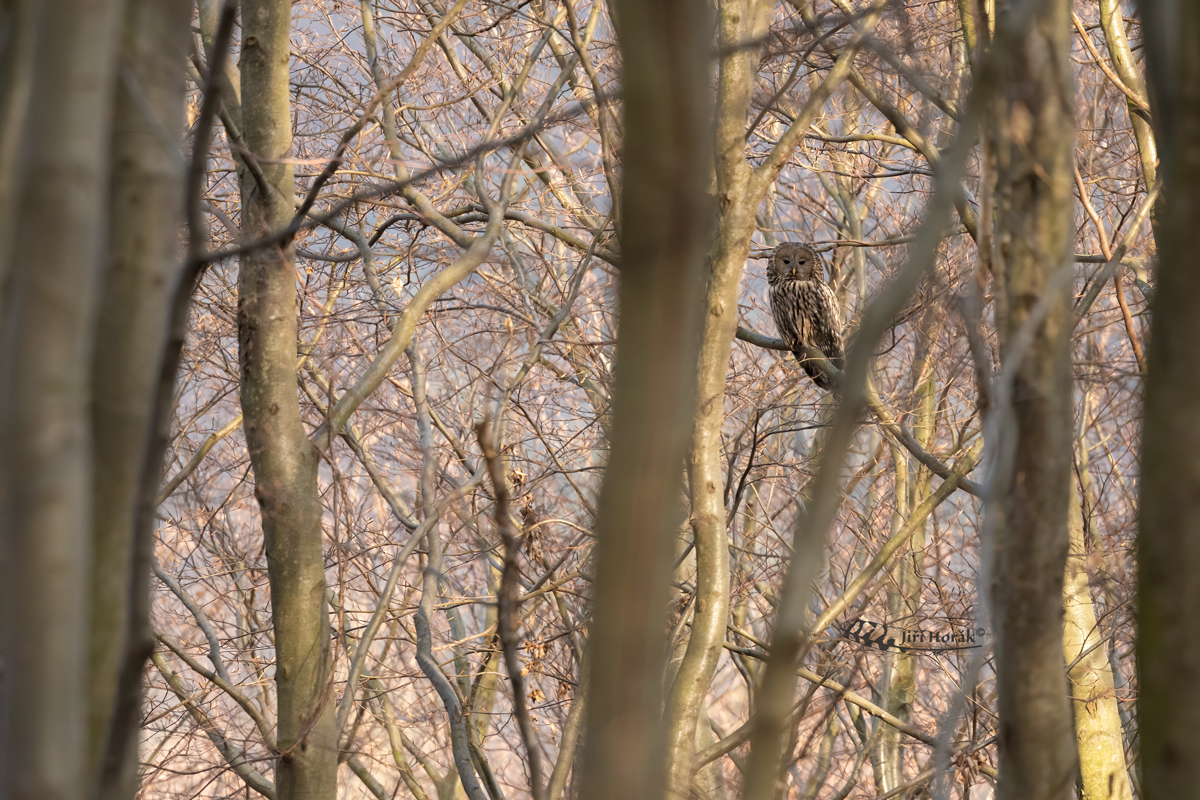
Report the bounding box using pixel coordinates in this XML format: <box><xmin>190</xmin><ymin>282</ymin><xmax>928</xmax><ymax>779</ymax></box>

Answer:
<box><xmin>990</xmin><ymin>0</ymin><xmax>1077</xmax><ymax>798</ymax></box>
<box><xmin>577</xmin><ymin>0</ymin><xmax>711</xmax><ymax>798</ymax></box>
<box><xmin>1136</xmin><ymin>2</ymin><xmax>1200</xmax><ymax>797</ymax></box>
<box><xmin>88</xmin><ymin>2</ymin><xmax>191</xmax><ymax>798</ymax></box>
<box><xmin>2</xmin><ymin>0</ymin><xmax>196</xmax><ymax>796</ymax></box>
<box><xmin>0</xmin><ymin>1</ymin><xmax>125</xmax><ymax>798</ymax></box>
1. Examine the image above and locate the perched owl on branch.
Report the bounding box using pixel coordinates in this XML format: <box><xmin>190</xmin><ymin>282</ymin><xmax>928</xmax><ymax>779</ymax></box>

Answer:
<box><xmin>767</xmin><ymin>243</ymin><xmax>845</xmax><ymax>390</ymax></box>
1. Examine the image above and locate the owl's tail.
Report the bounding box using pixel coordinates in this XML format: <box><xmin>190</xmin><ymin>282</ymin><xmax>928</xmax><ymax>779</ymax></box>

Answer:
<box><xmin>796</xmin><ymin>349</ymin><xmax>840</xmax><ymax>391</ymax></box>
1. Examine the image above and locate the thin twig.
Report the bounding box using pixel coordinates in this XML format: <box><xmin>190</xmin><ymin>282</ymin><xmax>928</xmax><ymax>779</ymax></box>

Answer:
<box><xmin>1073</xmin><ymin>178</ymin><xmax>1161</xmax><ymax>321</ymax></box>
<box><xmin>156</xmin><ymin>414</ymin><xmax>243</xmax><ymax>505</ymax></box>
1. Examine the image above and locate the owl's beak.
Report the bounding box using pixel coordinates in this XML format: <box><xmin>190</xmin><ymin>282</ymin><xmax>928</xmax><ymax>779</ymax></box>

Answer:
<box><xmin>790</xmin><ymin>268</ymin><xmax>796</xmax><ymax>277</ymax></box>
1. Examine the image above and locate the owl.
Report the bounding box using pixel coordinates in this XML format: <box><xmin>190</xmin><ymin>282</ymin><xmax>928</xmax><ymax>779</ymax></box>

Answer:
<box><xmin>766</xmin><ymin>243</ymin><xmax>845</xmax><ymax>390</ymax></box>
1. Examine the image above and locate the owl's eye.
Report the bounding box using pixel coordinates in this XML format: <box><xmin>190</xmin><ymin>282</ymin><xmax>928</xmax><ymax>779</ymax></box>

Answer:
<box><xmin>783</xmin><ymin>259</ymin><xmax>791</xmax><ymax>265</ymax></box>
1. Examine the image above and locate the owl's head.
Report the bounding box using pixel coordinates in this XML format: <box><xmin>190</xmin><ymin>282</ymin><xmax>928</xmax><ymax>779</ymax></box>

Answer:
<box><xmin>767</xmin><ymin>243</ymin><xmax>821</xmax><ymax>284</ymax></box>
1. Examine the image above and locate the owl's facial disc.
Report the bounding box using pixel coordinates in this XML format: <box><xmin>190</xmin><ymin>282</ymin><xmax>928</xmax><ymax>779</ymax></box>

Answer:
<box><xmin>783</xmin><ymin>250</ymin><xmax>807</xmax><ymax>277</ymax></box>
<box><xmin>781</xmin><ymin>250</ymin><xmax>802</xmax><ymax>277</ymax></box>
<box><xmin>769</xmin><ymin>244</ymin><xmax>814</xmax><ymax>282</ymax></box>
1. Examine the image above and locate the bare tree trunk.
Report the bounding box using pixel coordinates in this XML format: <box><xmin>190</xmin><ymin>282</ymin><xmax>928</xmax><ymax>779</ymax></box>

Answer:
<box><xmin>577</xmin><ymin>0</ymin><xmax>711</xmax><ymax>797</ymax></box>
<box><xmin>661</xmin><ymin>2</ymin><xmax>769</xmax><ymax>794</ymax></box>
<box><xmin>88</xmin><ymin>3</ymin><xmax>191</xmax><ymax>797</ymax></box>
<box><xmin>0</xmin><ymin>1</ymin><xmax>125</xmax><ymax>797</ymax></box>
<box><xmin>0</xmin><ymin>0</ymin><xmax>34</xmax><ymax>317</ymax></box>
<box><xmin>1063</xmin><ymin>479</ymin><xmax>1132</xmax><ymax>800</ymax></box>
<box><xmin>1135</xmin><ymin>3</ymin><xmax>1200</xmax><ymax>797</ymax></box>
<box><xmin>238</xmin><ymin>1</ymin><xmax>338</xmax><ymax>797</ymax></box>
<box><xmin>990</xmin><ymin>1</ymin><xmax>1077</xmax><ymax>798</ymax></box>
<box><xmin>877</xmin><ymin>337</ymin><xmax>936</xmax><ymax>792</ymax></box>
<box><xmin>0</xmin><ymin>0</ymin><xmax>35</xmax><ymax>776</ymax></box>
<box><xmin>877</xmin><ymin>302</ymin><xmax>939</xmax><ymax>791</ymax></box>
<box><xmin>660</xmin><ymin>0</ymin><xmax>770</xmax><ymax>792</ymax></box>
<box><xmin>1097</xmin><ymin>0</ymin><xmax>1156</xmax><ymax>198</ymax></box>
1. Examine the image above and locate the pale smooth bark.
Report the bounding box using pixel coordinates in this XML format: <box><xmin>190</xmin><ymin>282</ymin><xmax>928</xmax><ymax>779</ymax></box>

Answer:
<box><xmin>0</xmin><ymin>1</ymin><xmax>125</xmax><ymax>798</ymax></box>
<box><xmin>1063</xmin><ymin>480</ymin><xmax>1132</xmax><ymax>800</ymax></box>
<box><xmin>1097</xmin><ymin>0</ymin><xmax>1156</xmax><ymax>198</ymax></box>
<box><xmin>692</xmin><ymin>710</ymin><xmax>728</xmax><ymax>800</ymax></box>
<box><xmin>1135</xmin><ymin>2</ymin><xmax>1200</xmax><ymax>796</ymax></box>
<box><xmin>877</xmin><ymin>304</ymin><xmax>939</xmax><ymax>791</ymax></box>
<box><xmin>661</xmin><ymin>0</ymin><xmax>766</xmax><ymax>794</ymax></box>
<box><xmin>577</xmin><ymin>0</ymin><xmax>711</xmax><ymax>798</ymax></box>
<box><xmin>238</xmin><ymin>1</ymin><xmax>338</xmax><ymax>797</ymax></box>
<box><xmin>990</xmin><ymin>1</ymin><xmax>1077</xmax><ymax>798</ymax></box>
<box><xmin>877</xmin><ymin>451</ymin><xmax>914</xmax><ymax>788</ymax></box>
<box><xmin>547</xmin><ymin>660</ymin><xmax>587</xmax><ymax>800</ymax></box>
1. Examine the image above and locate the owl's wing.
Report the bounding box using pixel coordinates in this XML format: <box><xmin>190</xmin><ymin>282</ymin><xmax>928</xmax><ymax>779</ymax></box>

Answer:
<box><xmin>768</xmin><ymin>283</ymin><xmax>806</xmax><ymax>353</ymax></box>
<box><xmin>769</xmin><ymin>281</ymin><xmax>845</xmax><ymax>389</ymax></box>
<box><xmin>808</xmin><ymin>282</ymin><xmax>845</xmax><ymax>370</ymax></box>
